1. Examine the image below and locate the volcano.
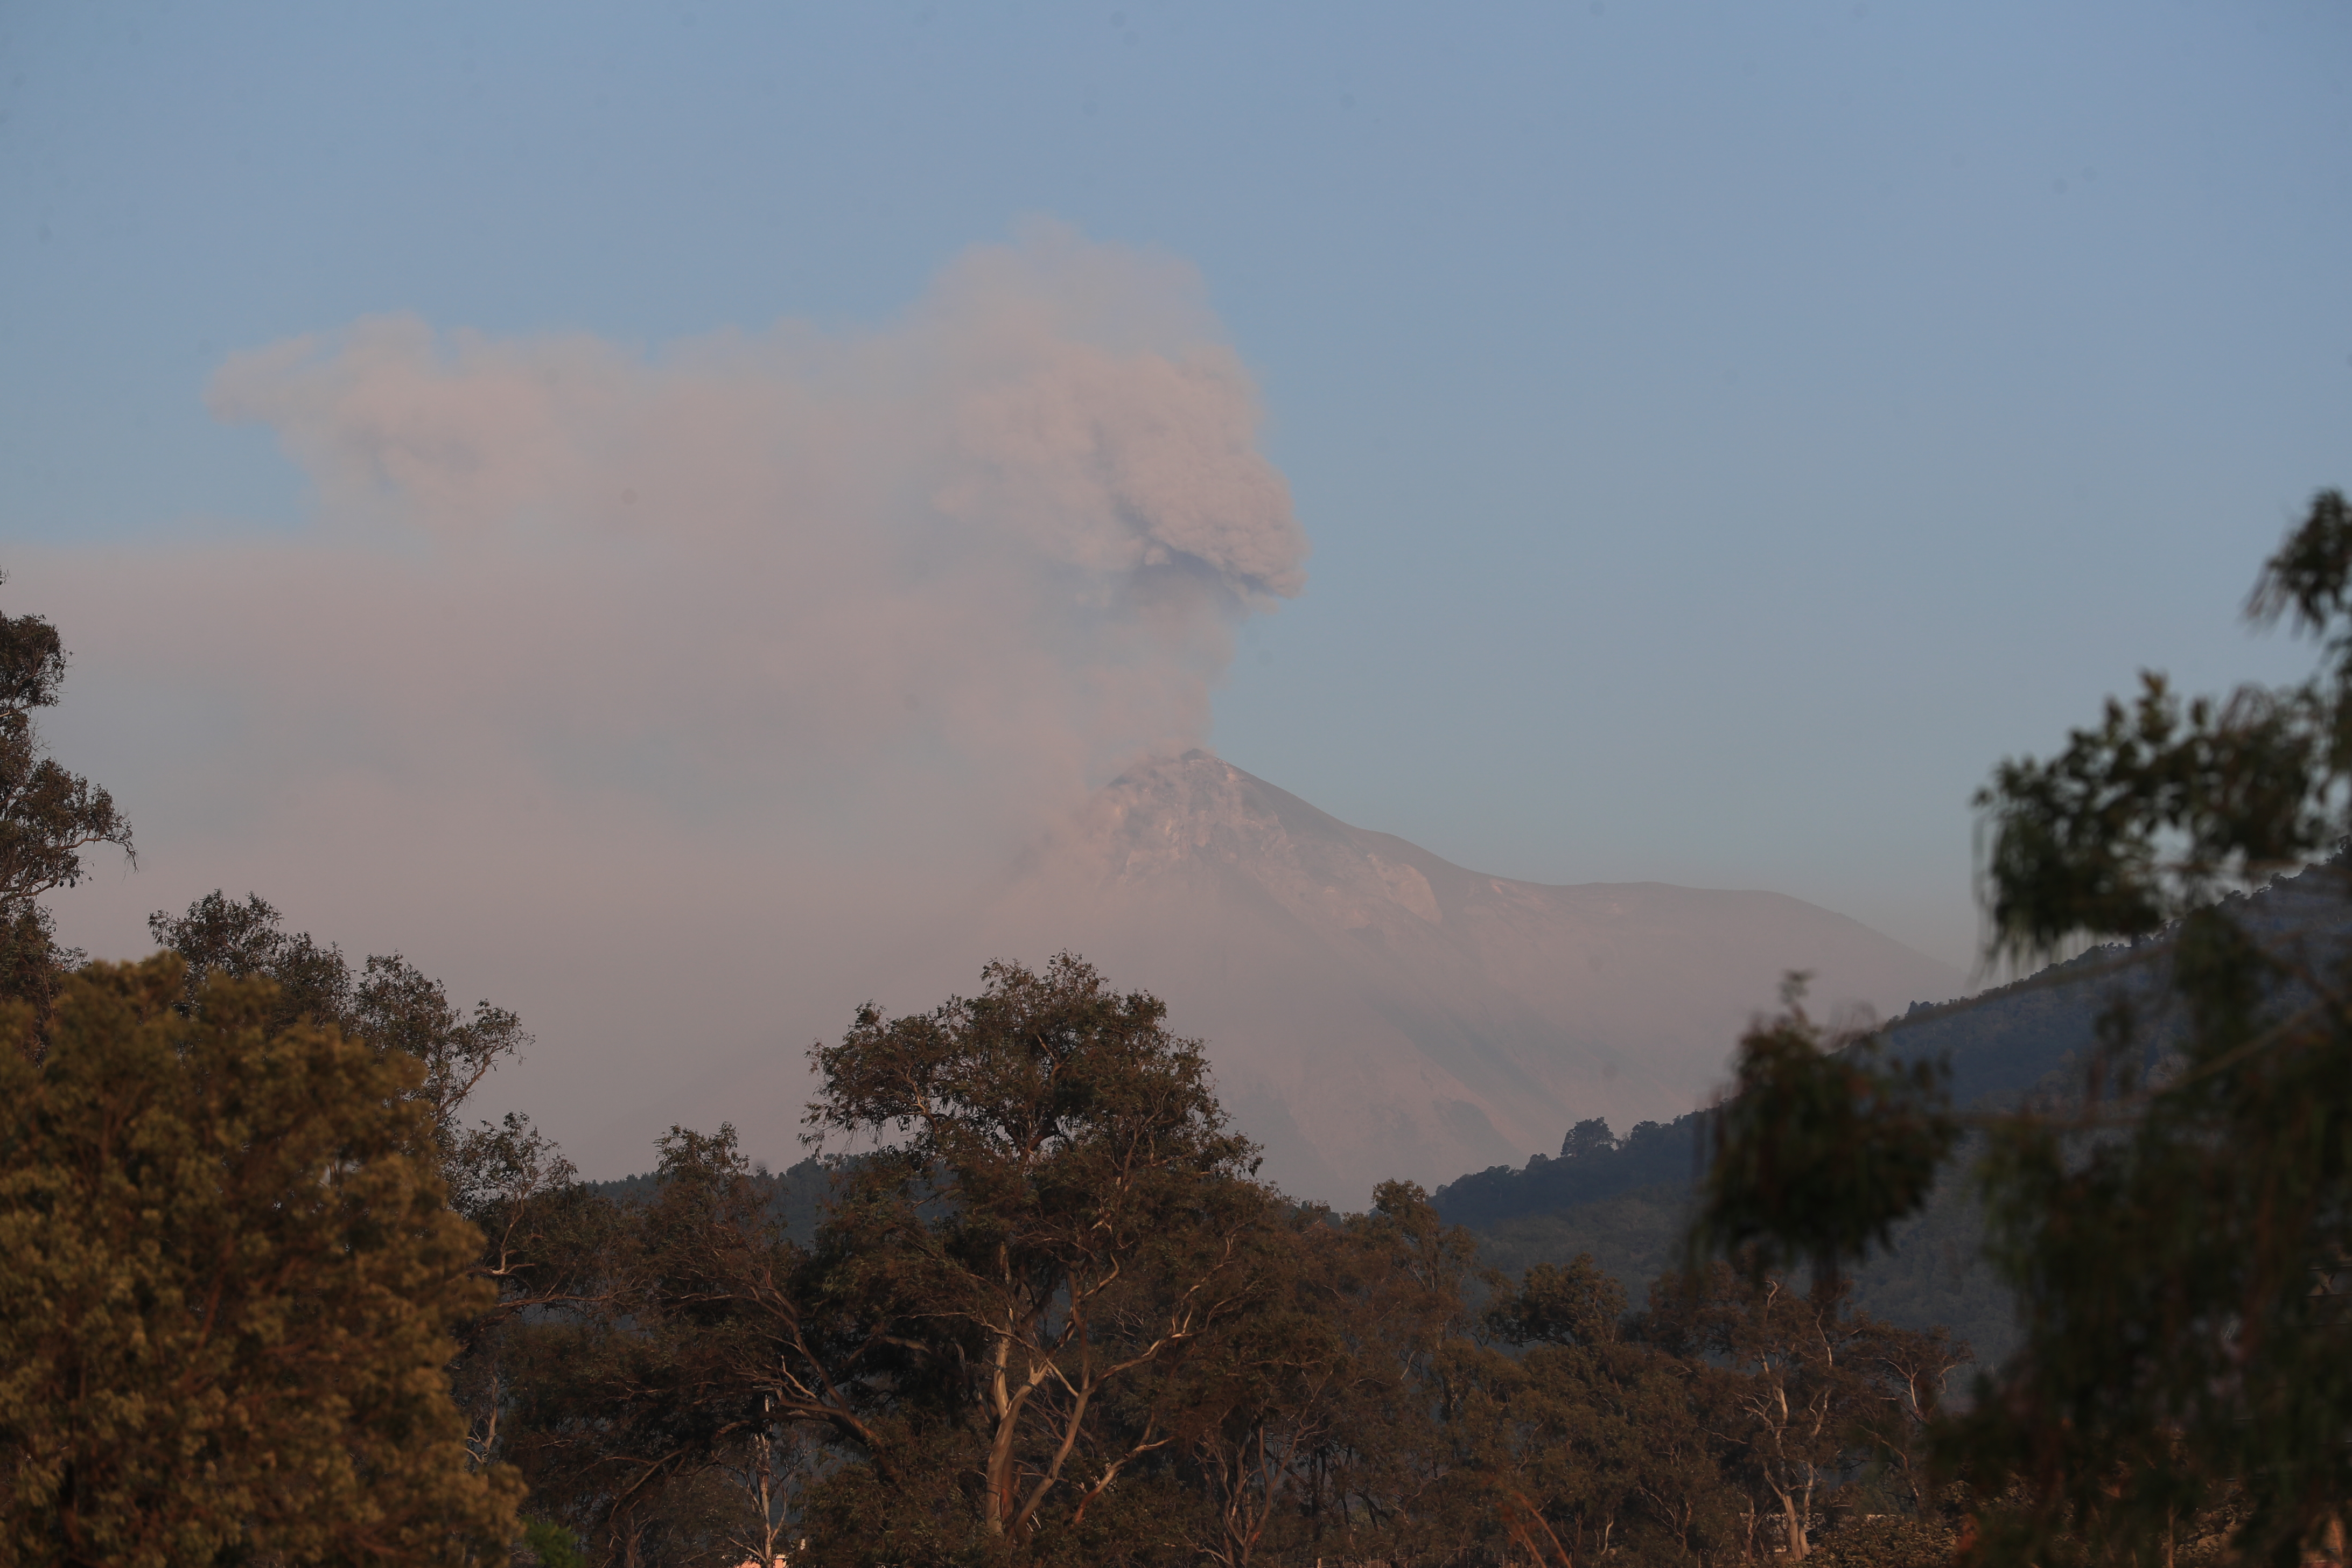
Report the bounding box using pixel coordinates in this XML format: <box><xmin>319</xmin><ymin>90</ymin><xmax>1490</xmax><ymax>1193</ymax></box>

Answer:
<box><xmin>959</xmin><ymin>752</ymin><xmax>1964</xmax><ymax>1203</ymax></box>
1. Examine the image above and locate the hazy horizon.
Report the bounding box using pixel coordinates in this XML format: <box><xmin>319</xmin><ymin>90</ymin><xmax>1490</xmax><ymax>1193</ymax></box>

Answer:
<box><xmin>7</xmin><ymin>2</ymin><xmax>2347</xmax><ymax>1182</ymax></box>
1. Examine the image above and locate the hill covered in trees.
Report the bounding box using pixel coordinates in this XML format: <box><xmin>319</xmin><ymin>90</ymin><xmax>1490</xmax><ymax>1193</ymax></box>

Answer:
<box><xmin>1430</xmin><ymin>862</ymin><xmax>2352</xmax><ymax>1373</ymax></box>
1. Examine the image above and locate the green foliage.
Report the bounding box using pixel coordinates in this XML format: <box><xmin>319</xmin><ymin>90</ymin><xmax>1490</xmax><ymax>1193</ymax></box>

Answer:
<box><xmin>0</xmin><ymin>572</ymin><xmax>133</xmax><ymax>1035</ymax></box>
<box><xmin>1486</xmin><ymin>1254</ymin><xmax>1626</xmax><ymax>1347</ymax></box>
<box><xmin>0</xmin><ymin>955</ymin><xmax>521</xmax><ymax>1564</ymax></box>
<box><xmin>1942</xmin><ymin>908</ymin><xmax>2352</xmax><ymax>1563</ymax></box>
<box><xmin>588</xmin><ymin>1154</ymin><xmax>835</xmax><ymax>1245</ymax></box>
<box><xmin>149</xmin><ymin>890</ymin><xmax>534</xmax><ymax>1154</ymax></box>
<box><xmin>1693</xmin><ymin>980</ymin><xmax>1958</xmax><ymax>1284</ymax></box>
<box><xmin>1467</xmin><ymin>1154</ymin><xmax>2026</xmax><ymax>1375</ymax></box>
<box><xmin>461</xmin><ymin>950</ymin><xmax>1298</xmax><ymax>1565</ymax></box>
<box><xmin>1978</xmin><ymin>491</ymin><xmax>2352</xmax><ymax>963</ymax></box>
<box><xmin>1695</xmin><ymin>486</ymin><xmax>2352</xmax><ymax>1565</ymax></box>
<box><xmin>1642</xmin><ymin>1263</ymin><xmax>1969</xmax><ymax>1563</ymax></box>
<box><xmin>806</xmin><ymin>953</ymin><xmax>1275</xmax><ymax>1553</ymax></box>
<box><xmin>1977</xmin><ymin>671</ymin><xmax>2334</xmax><ymax>960</ymax></box>
<box><xmin>1469</xmin><ymin>1178</ymin><xmax>1697</xmax><ymax>1293</ymax></box>
<box><xmin>438</xmin><ymin>951</ymin><xmax>1995</xmax><ymax>1566</ymax></box>
<box><xmin>521</xmin><ymin>1517</ymin><xmax>590</xmax><ymax>1567</ymax></box>
<box><xmin>147</xmin><ymin>890</ymin><xmax>351</xmax><ymax>1036</ymax></box>
<box><xmin>1433</xmin><ymin>1114</ymin><xmax>1696</xmax><ymax>1229</ymax></box>
<box><xmin>461</xmin><ymin>1120</ymin><xmax>848</xmax><ymax>1566</ymax></box>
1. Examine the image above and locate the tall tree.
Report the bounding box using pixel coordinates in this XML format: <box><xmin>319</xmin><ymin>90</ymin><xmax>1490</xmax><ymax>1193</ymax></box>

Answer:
<box><xmin>1644</xmin><ymin>1264</ymin><xmax>1929</xmax><ymax>1563</ymax></box>
<box><xmin>1693</xmin><ymin>487</ymin><xmax>2352</xmax><ymax>1566</ymax></box>
<box><xmin>0</xmin><ymin>955</ymin><xmax>521</xmax><ymax>1565</ymax></box>
<box><xmin>149</xmin><ymin>891</ymin><xmax>534</xmax><ymax>1175</ymax></box>
<box><xmin>482</xmin><ymin>1124</ymin><xmax>888</xmax><ymax>1566</ymax></box>
<box><xmin>804</xmin><ymin>954</ymin><xmax>1273</xmax><ymax>1557</ymax></box>
<box><xmin>1164</xmin><ymin>1185</ymin><xmax>1480</xmax><ymax>1568</ymax></box>
<box><xmin>0</xmin><ymin>573</ymin><xmax>132</xmax><ymax>1035</ymax></box>
<box><xmin>1466</xmin><ymin>1256</ymin><xmax>1746</xmax><ymax>1568</ymax></box>
<box><xmin>140</xmin><ymin>895</ymin><xmax>628</xmax><ymax>1554</ymax></box>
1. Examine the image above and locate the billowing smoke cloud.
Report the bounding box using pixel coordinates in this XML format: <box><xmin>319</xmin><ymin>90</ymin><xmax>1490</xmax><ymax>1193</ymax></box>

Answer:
<box><xmin>24</xmin><ymin>226</ymin><xmax>1307</xmax><ymax>1171</ymax></box>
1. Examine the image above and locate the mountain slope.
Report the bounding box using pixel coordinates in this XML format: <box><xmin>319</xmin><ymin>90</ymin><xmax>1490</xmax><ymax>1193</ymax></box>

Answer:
<box><xmin>963</xmin><ymin>752</ymin><xmax>1963</xmax><ymax>1201</ymax></box>
<box><xmin>1430</xmin><ymin>861</ymin><xmax>2352</xmax><ymax>1364</ymax></box>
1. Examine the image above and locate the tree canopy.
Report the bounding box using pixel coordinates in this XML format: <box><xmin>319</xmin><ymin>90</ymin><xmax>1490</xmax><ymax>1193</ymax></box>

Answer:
<box><xmin>806</xmin><ymin>953</ymin><xmax>1274</xmax><ymax>1552</ymax></box>
<box><xmin>0</xmin><ymin>573</ymin><xmax>132</xmax><ymax>1033</ymax></box>
<box><xmin>1696</xmin><ymin>487</ymin><xmax>2352</xmax><ymax>1566</ymax></box>
<box><xmin>453</xmin><ymin>957</ymin><xmax>1971</xmax><ymax>1567</ymax></box>
<box><xmin>0</xmin><ymin>956</ymin><xmax>522</xmax><ymax>1565</ymax></box>
<box><xmin>148</xmin><ymin>890</ymin><xmax>535</xmax><ymax>1167</ymax></box>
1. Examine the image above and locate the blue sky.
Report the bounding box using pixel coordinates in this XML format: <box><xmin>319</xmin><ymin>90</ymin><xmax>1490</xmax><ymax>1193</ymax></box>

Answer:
<box><xmin>6</xmin><ymin>0</ymin><xmax>2349</xmax><ymax>993</ymax></box>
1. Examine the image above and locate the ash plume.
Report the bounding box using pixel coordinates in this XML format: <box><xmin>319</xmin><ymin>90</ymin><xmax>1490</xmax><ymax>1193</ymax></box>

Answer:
<box><xmin>24</xmin><ymin>226</ymin><xmax>1308</xmax><ymax>1172</ymax></box>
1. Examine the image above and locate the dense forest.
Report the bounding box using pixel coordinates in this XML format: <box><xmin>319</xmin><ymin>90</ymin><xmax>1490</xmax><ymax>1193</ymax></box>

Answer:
<box><xmin>6</xmin><ymin>491</ymin><xmax>2352</xmax><ymax>1568</ymax></box>
<box><xmin>456</xmin><ymin>951</ymin><xmax>1967</xmax><ymax>1567</ymax></box>
<box><xmin>16</xmin><ymin>914</ymin><xmax>1975</xmax><ymax>1567</ymax></box>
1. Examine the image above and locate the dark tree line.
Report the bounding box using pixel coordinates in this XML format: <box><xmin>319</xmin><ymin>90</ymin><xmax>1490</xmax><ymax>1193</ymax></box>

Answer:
<box><xmin>1699</xmin><ymin>489</ymin><xmax>2352</xmax><ymax>1567</ymax></box>
<box><xmin>446</xmin><ymin>954</ymin><xmax>1968</xmax><ymax>1567</ymax></box>
<box><xmin>13</xmin><ymin>492</ymin><xmax>2351</xmax><ymax>1565</ymax></box>
<box><xmin>0</xmin><ymin>572</ymin><xmax>132</xmax><ymax>1034</ymax></box>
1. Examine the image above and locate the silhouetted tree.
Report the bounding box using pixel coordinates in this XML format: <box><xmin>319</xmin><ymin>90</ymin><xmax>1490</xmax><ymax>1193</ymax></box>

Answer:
<box><xmin>1695</xmin><ymin>487</ymin><xmax>2352</xmax><ymax>1565</ymax></box>
<box><xmin>802</xmin><ymin>954</ymin><xmax>1272</xmax><ymax>1560</ymax></box>
<box><xmin>0</xmin><ymin>572</ymin><xmax>132</xmax><ymax>1039</ymax></box>
<box><xmin>149</xmin><ymin>890</ymin><xmax>535</xmax><ymax>1180</ymax></box>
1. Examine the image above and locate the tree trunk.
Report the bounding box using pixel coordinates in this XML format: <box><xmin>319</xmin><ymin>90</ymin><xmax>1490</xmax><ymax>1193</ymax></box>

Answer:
<box><xmin>1768</xmin><ymin>1483</ymin><xmax>1809</xmax><ymax>1562</ymax></box>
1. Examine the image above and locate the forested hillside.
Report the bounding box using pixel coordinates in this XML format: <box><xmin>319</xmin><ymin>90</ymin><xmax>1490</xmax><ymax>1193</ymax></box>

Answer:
<box><xmin>1432</xmin><ymin>860</ymin><xmax>2352</xmax><ymax>1375</ymax></box>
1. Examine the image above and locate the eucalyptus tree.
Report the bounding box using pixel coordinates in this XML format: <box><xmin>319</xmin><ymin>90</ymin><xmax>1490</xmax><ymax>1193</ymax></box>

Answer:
<box><xmin>0</xmin><ymin>573</ymin><xmax>132</xmax><ymax>1032</ymax></box>
<box><xmin>1696</xmin><ymin>488</ymin><xmax>2352</xmax><ymax>1565</ymax></box>
<box><xmin>805</xmin><ymin>954</ymin><xmax>1276</xmax><ymax>1555</ymax></box>
<box><xmin>149</xmin><ymin>891</ymin><xmax>535</xmax><ymax>1189</ymax></box>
